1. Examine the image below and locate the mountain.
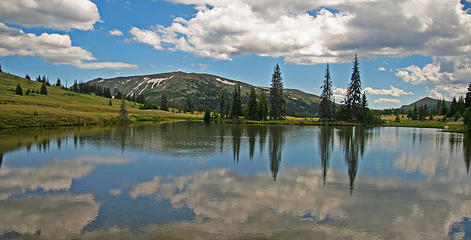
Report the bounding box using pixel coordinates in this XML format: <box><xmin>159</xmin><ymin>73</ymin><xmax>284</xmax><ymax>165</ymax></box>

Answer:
<box><xmin>87</xmin><ymin>72</ymin><xmax>321</xmax><ymax>117</ymax></box>
<box><xmin>400</xmin><ymin>97</ymin><xmax>451</xmax><ymax>111</ymax></box>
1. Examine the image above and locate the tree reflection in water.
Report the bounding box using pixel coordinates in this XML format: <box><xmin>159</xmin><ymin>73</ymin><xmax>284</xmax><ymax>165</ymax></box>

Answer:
<box><xmin>337</xmin><ymin>127</ymin><xmax>369</xmax><ymax>195</ymax></box>
<box><xmin>318</xmin><ymin>127</ymin><xmax>334</xmax><ymax>186</ymax></box>
<box><xmin>464</xmin><ymin>134</ymin><xmax>471</xmax><ymax>174</ymax></box>
<box><xmin>269</xmin><ymin>126</ymin><xmax>283</xmax><ymax>181</ymax></box>
<box><xmin>231</xmin><ymin>124</ymin><xmax>242</xmax><ymax>163</ymax></box>
<box><xmin>247</xmin><ymin>125</ymin><xmax>257</xmax><ymax>160</ymax></box>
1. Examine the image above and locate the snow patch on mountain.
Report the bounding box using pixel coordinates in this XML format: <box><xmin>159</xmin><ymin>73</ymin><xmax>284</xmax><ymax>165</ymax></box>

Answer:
<box><xmin>215</xmin><ymin>78</ymin><xmax>235</xmax><ymax>86</ymax></box>
<box><xmin>128</xmin><ymin>76</ymin><xmax>174</xmax><ymax>96</ymax></box>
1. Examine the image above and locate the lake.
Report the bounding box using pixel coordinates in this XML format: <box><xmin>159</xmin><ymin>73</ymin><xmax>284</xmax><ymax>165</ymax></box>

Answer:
<box><xmin>0</xmin><ymin>122</ymin><xmax>470</xmax><ymax>239</ymax></box>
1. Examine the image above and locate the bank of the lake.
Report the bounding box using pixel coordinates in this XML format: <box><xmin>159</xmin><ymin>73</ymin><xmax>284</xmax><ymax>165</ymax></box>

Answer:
<box><xmin>0</xmin><ymin>72</ymin><xmax>465</xmax><ymax>132</ymax></box>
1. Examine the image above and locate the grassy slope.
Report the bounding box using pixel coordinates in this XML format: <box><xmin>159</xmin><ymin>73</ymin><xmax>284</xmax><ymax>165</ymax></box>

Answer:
<box><xmin>0</xmin><ymin>72</ymin><xmax>202</xmax><ymax>128</ymax></box>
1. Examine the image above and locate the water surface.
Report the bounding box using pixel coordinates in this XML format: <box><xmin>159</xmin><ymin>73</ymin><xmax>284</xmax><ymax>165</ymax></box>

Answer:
<box><xmin>1</xmin><ymin>122</ymin><xmax>470</xmax><ymax>239</ymax></box>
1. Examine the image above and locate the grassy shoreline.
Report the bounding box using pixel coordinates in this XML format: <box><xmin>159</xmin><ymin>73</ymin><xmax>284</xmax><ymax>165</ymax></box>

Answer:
<box><xmin>0</xmin><ymin>72</ymin><xmax>466</xmax><ymax>133</ymax></box>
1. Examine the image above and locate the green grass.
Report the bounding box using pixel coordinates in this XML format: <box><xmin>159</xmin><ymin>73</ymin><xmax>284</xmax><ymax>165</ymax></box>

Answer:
<box><xmin>0</xmin><ymin>72</ymin><xmax>203</xmax><ymax>129</ymax></box>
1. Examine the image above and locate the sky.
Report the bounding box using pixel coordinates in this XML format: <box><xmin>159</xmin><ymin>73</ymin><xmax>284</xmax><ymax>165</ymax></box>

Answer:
<box><xmin>1</xmin><ymin>0</ymin><xmax>471</xmax><ymax>109</ymax></box>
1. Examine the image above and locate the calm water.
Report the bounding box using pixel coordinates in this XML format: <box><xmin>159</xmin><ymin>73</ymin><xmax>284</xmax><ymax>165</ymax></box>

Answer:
<box><xmin>1</xmin><ymin>122</ymin><xmax>470</xmax><ymax>239</ymax></box>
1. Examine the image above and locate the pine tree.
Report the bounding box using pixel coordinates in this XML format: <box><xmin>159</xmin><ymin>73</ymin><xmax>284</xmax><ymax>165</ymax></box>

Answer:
<box><xmin>258</xmin><ymin>91</ymin><xmax>268</xmax><ymax>121</ymax></box>
<box><xmin>466</xmin><ymin>81</ymin><xmax>471</xmax><ymax>109</ymax></box>
<box><xmin>40</xmin><ymin>83</ymin><xmax>47</xmax><ymax>95</ymax></box>
<box><xmin>25</xmin><ymin>75</ymin><xmax>30</xmax><ymax>80</ymax></box>
<box><xmin>15</xmin><ymin>83</ymin><xmax>23</xmax><ymax>95</ymax></box>
<box><xmin>269</xmin><ymin>64</ymin><xmax>285</xmax><ymax>120</ymax></box>
<box><xmin>448</xmin><ymin>97</ymin><xmax>459</xmax><ymax>119</ymax></box>
<box><xmin>219</xmin><ymin>91</ymin><xmax>226</xmax><ymax>119</ymax></box>
<box><xmin>343</xmin><ymin>54</ymin><xmax>362</xmax><ymax>121</ymax></box>
<box><xmin>119</xmin><ymin>96</ymin><xmax>129</xmax><ymax>125</ymax></box>
<box><xmin>247</xmin><ymin>87</ymin><xmax>258</xmax><ymax>120</ymax></box>
<box><xmin>109</xmin><ymin>99</ymin><xmax>112</xmax><ymax>106</ymax></box>
<box><xmin>204</xmin><ymin>108</ymin><xmax>211</xmax><ymax>123</ymax></box>
<box><xmin>0</xmin><ymin>63</ymin><xmax>2</xmax><ymax>72</ymax></box>
<box><xmin>25</xmin><ymin>89</ymin><xmax>30</xmax><ymax>95</ymax></box>
<box><xmin>319</xmin><ymin>63</ymin><xmax>335</xmax><ymax>121</ymax></box>
<box><xmin>160</xmin><ymin>94</ymin><xmax>169</xmax><ymax>111</ymax></box>
<box><xmin>104</xmin><ymin>88</ymin><xmax>112</xmax><ymax>98</ymax></box>
<box><xmin>231</xmin><ymin>84</ymin><xmax>242</xmax><ymax>119</ymax></box>
<box><xmin>55</xmin><ymin>78</ymin><xmax>61</xmax><ymax>87</ymax></box>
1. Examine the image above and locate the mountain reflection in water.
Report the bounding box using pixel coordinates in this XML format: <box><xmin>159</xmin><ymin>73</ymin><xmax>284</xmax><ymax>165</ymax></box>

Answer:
<box><xmin>0</xmin><ymin>122</ymin><xmax>470</xmax><ymax>239</ymax></box>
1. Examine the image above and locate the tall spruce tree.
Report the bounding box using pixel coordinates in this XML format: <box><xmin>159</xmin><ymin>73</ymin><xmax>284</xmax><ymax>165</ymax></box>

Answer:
<box><xmin>15</xmin><ymin>83</ymin><xmax>23</xmax><ymax>96</ymax></box>
<box><xmin>269</xmin><ymin>64</ymin><xmax>285</xmax><ymax>120</ymax></box>
<box><xmin>119</xmin><ymin>96</ymin><xmax>129</xmax><ymax>125</ymax></box>
<box><xmin>231</xmin><ymin>84</ymin><xmax>242</xmax><ymax>119</ymax></box>
<box><xmin>258</xmin><ymin>91</ymin><xmax>268</xmax><ymax>120</ymax></box>
<box><xmin>247</xmin><ymin>87</ymin><xmax>258</xmax><ymax>120</ymax></box>
<box><xmin>319</xmin><ymin>63</ymin><xmax>335</xmax><ymax>121</ymax></box>
<box><xmin>342</xmin><ymin>54</ymin><xmax>362</xmax><ymax>121</ymax></box>
<box><xmin>466</xmin><ymin>80</ymin><xmax>471</xmax><ymax>108</ymax></box>
<box><xmin>160</xmin><ymin>94</ymin><xmax>169</xmax><ymax>111</ymax></box>
<box><xmin>40</xmin><ymin>83</ymin><xmax>47</xmax><ymax>95</ymax></box>
<box><xmin>219</xmin><ymin>91</ymin><xmax>226</xmax><ymax>119</ymax></box>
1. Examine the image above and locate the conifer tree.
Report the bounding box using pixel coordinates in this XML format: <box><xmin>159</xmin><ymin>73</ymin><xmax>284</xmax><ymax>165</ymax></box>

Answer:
<box><xmin>25</xmin><ymin>75</ymin><xmax>30</xmax><ymax>80</ymax></box>
<box><xmin>343</xmin><ymin>54</ymin><xmax>362</xmax><ymax>121</ymax></box>
<box><xmin>466</xmin><ymin>81</ymin><xmax>471</xmax><ymax>108</ymax></box>
<box><xmin>160</xmin><ymin>94</ymin><xmax>169</xmax><ymax>111</ymax></box>
<box><xmin>258</xmin><ymin>91</ymin><xmax>268</xmax><ymax>120</ymax></box>
<box><xmin>119</xmin><ymin>96</ymin><xmax>129</xmax><ymax>125</ymax></box>
<box><xmin>104</xmin><ymin>88</ymin><xmax>112</xmax><ymax>98</ymax></box>
<box><xmin>219</xmin><ymin>91</ymin><xmax>226</xmax><ymax>119</ymax></box>
<box><xmin>319</xmin><ymin>63</ymin><xmax>335</xmax><ymax>121</ymax></box>
<box><xmin>247</xmin><ymin>87</ymin><xmax>258</xmax><ymax>120</ymax></box>
<box><xmin>204</xmin><ymin>108</ymin><xmax>211</xmax><ymax>123</ymax></box>
<box><xmin>231</xmin><ymin>84</ymin><xmax>242</xmax><ymax>119</ymax></box>
<box><xmin>269</xmin><ymin>64</ymin><xmax>285</xmax><ymax>120</ymax></box>
<box><xmin>56</xmin><ymin>78</ymin><xmax>62</xmax><ymax>87</ymax></box>
<box><xmin>15</xmin><ymin>83</ymin><xmax>23</xmax><ymax>95</ymax></box>
<box><xmin>40</xmin><ymin>83</ymin><xmax>47</xmax><ymax>95</ymax></box>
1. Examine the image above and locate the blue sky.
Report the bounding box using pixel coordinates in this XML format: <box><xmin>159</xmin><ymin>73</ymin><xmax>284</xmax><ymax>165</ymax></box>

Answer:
<box><xmin>1</xmin><ymin>0</ymin><xmax>471</xmax><ymax>109</ymax></box>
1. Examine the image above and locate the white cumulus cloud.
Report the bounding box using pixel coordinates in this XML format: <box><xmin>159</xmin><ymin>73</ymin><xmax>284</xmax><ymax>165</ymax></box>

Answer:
<box><xmin>364</xmin><ymin>85</ymin><xmax>414</xmax><ymax>97</ymax></box>
<box><xmin>373</xmin><ymin>98</ymin><xmax>401</xmax><ymax>103</ymax></box>
<box><xmin>135</xmin><ymin>0</ymin><xmax>471</xmax><ymax>98</ymax></box>
<box><xmin>109</xmin><ymin>29</ymin><xmax>123</xmax><ymax>36</ymax></box>
<box><xmin>378</xmin><ymin>67</ymin><xmax>386</xmax><ymax>71</ymax></box>
<box><xmin>0</xmin><ymin>0</ymin><xmax>101</xmax><ymax>31</ymax></box>
<box><xmin>0</xmin><ymin>23</ymin><xmax>137</xmax><ymax>69</ymax></box>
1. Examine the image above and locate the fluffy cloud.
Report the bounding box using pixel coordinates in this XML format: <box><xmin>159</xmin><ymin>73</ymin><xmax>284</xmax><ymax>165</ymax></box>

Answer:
<box><xmin>0</xmin><ymin>156</ymin><xmax>135</xmax><ymax>200</ymax></box>
<box><xmin>378</xmin><ymin>67</ymin><xmax>386</xmax><ymax>71</ymax></box>
<box><xmin>109</xmin><ymin>29</ymin><xmax>123</xmax><ymax>36</ymax></box>
<box><xmin>395</xmin><ymin>57</ymin><xmax>471</xmax><ymax>99</ymax></box>
<box><xmin>133</xmin><ymin>0</ymin><xmax>471</xmax><ymax>98</ymax></box>
<box><xmin>135</xmin><ymin>0</ymin><xmax>471</xmax><ymax>64</ymax></box>
<box><xmin>0</xmin><ymin>0</ymin><xmax>100</xmax><ymax>31</ymax></box>
<box><xmin>373</xmin><ymin>98</ymin><xmax>401</xmax><ymax>103</ymax></box>
<box><xmin>129</xmin><ymin>166</ymin><xmax>471</xmax><ymax>239</ymax></box>
<box><xmin>0</xmin><ymin>23</ymin><xmax>137</xmax><ymax>69</ymax></box>
<box><xmin>0</xmin><ymin>194</ymin><xmax>99</xmax><ymax>238</ymax></box>
<box><xmin>332</xmin><ymin>86</ymin><xmax>347</xmax><ymax>101</ymax></box>
<box><xmin>364</xmin><ymin>85</ymin><xmax>413</xmax><ymax>97</ymax></box>
<box><xmin>130</xmin><ymin>27</ymin><xmax>163</xmax><ymax>50</ymax></box>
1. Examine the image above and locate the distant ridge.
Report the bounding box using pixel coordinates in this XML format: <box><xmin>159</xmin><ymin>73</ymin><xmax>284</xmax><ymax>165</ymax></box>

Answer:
<box><xmin>400</xmin><ymin>97</ymin><xmax>451</xmax><ymax>111</ymax></box>
<box><xmin>88</xmin><ymin>71</ymin><xmax>321</xmax><ymax>117</ymax></box>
